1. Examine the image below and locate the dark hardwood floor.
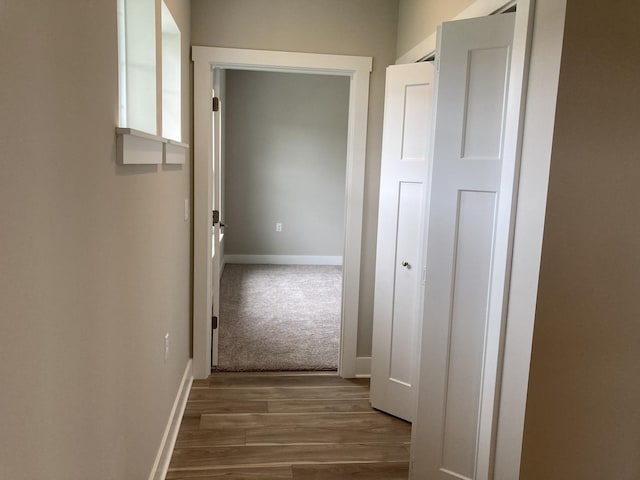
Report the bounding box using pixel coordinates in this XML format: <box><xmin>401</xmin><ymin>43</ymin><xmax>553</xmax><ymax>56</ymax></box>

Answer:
<box><xmin>166</xmin><ymin>372</ymin><xmax>411</xmax><ymax>479</ymax></box>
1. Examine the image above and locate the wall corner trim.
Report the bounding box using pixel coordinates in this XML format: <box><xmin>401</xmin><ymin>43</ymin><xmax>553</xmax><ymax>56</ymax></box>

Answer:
<box><xmin>148</xmin><ymin>359</ymin><xmax>193</xmax><ymax>480</ymax></box>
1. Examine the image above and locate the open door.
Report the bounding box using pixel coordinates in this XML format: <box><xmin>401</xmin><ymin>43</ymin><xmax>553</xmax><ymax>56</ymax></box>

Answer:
<box><xmin>411</xmin><ymin>11</ymin><xmax>529</xmax><ymax>479</ymax></box>
<box><xmin>370</xmin><ymin>62</ymin><xmax>435</xmax><ymax>422</ymax></box>
<box><xmin>210</xmin><ymin>70</ymin><xmax>224</xmax><ymax>367</ymax></box>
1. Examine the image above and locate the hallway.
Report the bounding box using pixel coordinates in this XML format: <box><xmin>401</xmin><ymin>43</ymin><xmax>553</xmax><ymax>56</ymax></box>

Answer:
<box><xmin>167</xmin><ymin>372</ymin><xmax>410</xmax><ymax>479</ymax></box>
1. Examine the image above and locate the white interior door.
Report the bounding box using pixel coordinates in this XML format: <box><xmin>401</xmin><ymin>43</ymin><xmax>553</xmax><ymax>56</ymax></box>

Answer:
<box><xmin>370</xmin><ymin>62</ymin><xmax>435</xmax><ymax>422</ymax></box>
<box><xmin>210</xmin><ymin>71</ymin><xmax>223</xmax><ymax>366</ymax></box>
<box><xmin>411</xmin><ymin>13</ymin><xmax>517</xmax><ymax>480</ymax></box>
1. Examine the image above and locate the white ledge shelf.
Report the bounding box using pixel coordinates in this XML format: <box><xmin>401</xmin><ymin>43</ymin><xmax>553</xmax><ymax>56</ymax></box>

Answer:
<box><xmin>164</xmin><ymin>139</ymin><xmax>189</xmax><ymax>165</ymax></box>
<box><xmin>116</xmin><ymin>128</ymin><xmax>189</xmax><ymax>165</ymax></box>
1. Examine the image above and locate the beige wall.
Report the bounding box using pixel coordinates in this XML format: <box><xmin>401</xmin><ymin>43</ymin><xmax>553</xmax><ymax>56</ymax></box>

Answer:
<box><xmin>396</xmin><ymin>0</ymin><xmax>475</xmax><ymax>59</ymax></box>
<box><xmin>0</xmin><ymin>0</ymin><xmax>192</xmax><ymax>478</ymax></box>
<box><xmin>192</xmin><ymin>0</ymin><xmax>399</xmax><ymax>356</ymax></box>
<box><xmin>521</xmin><ymin>0</ymin><xmax>640</xmax><ymax>478</ymax></box>
<box><xmin>224</xmin><ymin>70</ymin><xmax>349</xmax><ymax>258</ymax></box>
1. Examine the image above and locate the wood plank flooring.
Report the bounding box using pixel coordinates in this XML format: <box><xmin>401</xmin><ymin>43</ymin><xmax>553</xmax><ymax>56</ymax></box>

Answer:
<box><xmin>167</xmin><ymin>372</ymin><xmax>411</xmax><ymax>479</ymax></box>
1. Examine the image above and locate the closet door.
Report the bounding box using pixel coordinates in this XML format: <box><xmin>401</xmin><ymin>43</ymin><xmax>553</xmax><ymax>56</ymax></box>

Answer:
<box><xmin>411</xmin><ymin>13</ymin><xmax>517</xmax><ymax>480</ymax></box>
<box><xmin>370</xmin><ymin>62</ymin><xmax>435</xmax><ymax>422</ymax></box>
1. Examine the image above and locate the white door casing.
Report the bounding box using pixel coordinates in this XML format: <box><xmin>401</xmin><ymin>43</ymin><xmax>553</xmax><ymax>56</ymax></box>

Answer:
<box><xmin>370</xmin><ymin>62</ymin><xmax>435</xmax><ymax>422</ymax></box>
<box><xmin>192</xmin><ymin>47</ymin><xmax>372</xmax><ymax>379</ymax></box>
<box><xmin>493</xmin><ymin>1</ymin><xmax>568</xmax><ymax>477</ymax></box>
<box><xmin>411</xmin><ymin>9</ymin><xmax>533</xmax><ymax>479</ymax></box>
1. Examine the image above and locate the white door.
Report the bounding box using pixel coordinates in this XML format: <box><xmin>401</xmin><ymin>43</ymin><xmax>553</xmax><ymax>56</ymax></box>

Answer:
<box><xmin>370</xmin><ymin>62</ymin><xmax>435</xmax><ymax>422</ymax></box>
<box><xmin>411</xmin><ymin>13</ymin><xmax>517</xmax><ymax>480</ymax></box>
<box><xmin>210</xmin><ymin>71</ymin><xmax>223</xmax><ymax>366</ymax></box>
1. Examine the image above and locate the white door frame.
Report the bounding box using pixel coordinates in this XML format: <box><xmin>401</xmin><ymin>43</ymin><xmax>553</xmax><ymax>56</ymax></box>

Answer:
<box><xmin>494</xmin><ymin>0</ymin><xmax>567</xmax><ymax>476</ymax></box>
<box><xmin>191</xmin><ymin>46</ymin><xmax>372</xmax><ymax>380</ymax></box>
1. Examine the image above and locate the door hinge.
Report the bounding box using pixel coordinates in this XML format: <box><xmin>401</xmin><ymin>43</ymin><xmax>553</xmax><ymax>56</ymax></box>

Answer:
<box><xmin>212</xmin><ymin>316</ymin><xmax>218</xmax><ymax>330</ymax></box>
<box><xmin>212</xmin><ymin>96</ymin><xmax>220</xmax><ymax>112</ymax></box>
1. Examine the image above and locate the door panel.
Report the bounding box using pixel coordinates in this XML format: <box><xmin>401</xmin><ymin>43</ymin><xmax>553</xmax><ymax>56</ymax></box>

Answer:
<box><xmin>401</xmin><ymin>84</ymin><xmax>432</xmax><ymax>161</ymax></box>
<box><xmin>371</xmin><ymin>62</ymin><xmax>434</xmax><ymax>422</ymax></box>
<box><xmin>389</xmin><ymin>181</ymin><xmax>424</xmax><ymax>385</ymax></box>
<box><xmin>411</xmin><ymin>13</ymin><xmax>515</xmax><ymax>480</ymax></box>
<box><xmin>441</xmin><ymin>191</ymin><xmax>496</xmax><ymax>478</ymax></box>
<box><xmin>462</xmin><ymin>47</ymin><xmax>510</xmax><ymax>159</ymax></box>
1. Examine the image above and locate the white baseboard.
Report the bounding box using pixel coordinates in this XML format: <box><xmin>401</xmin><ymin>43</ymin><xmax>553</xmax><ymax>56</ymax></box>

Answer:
<box><xmin>224</xmin><ymin>254</ymin><xmax>343</xmax><ymax>266</ymax></box>
<box><xmin>149</xmin><ymin>359</ymin><xmax>193</xmax><ymax>480</ymax></box>
<box><xmin>355</xmin><ymin>356</ymin><xmax>372</xmax><ymax>378</ymax></box>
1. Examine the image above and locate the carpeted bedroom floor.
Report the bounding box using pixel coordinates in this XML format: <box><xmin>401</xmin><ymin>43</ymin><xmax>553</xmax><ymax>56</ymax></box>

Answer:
<box><xmin>217</xmin><ymin>264</ymin><xmax>342</xmax><ymax>372</ymax></box>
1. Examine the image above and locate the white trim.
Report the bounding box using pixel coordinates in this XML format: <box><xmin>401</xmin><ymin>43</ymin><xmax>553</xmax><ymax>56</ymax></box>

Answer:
<box><xmin>166</xmin><ymin>138</ymin><xmax>189</xmax><ymax>149</ymax></box>
<box><xmin>148</xmin><ymin>359</ymin><xmax>193</xmax><ymax>480</ymax></box>
<box><xmin>192</xmin><ymin>47</ymin><xmax>372</xmax><ymax>75</ymax></box>
<box><xmin>355</xmin><ymin>356</ymin><xmax>372</xmax><ymax>378</ymax></box>
<box><xmin>115</xmin><ymin>128</ymin><xmax>190</xmax><ymax>165</ymax></box>
<box><xmin>116</xmin><ymin>127</ymin><xmax>166</xmax><ymax>143</ymax></box>
<box><xmin>116</xmin><ymin>132</ymin><xmax>163</xmax><ymax>165</ymax></box>
<box><xmin>192</xmin><ymin>46</ymin><xmax>372</xmax><ymax>380</ymax></box>
<box><xmin>163</xmin><ymin>142</ymin><xmax>189</xmax><ymax>165</ymax></box>
<box><xmin>395</xmin><ymin>0</ymin><xmax>517</xmax><ymax>64</ymax></box>
<box><xmin>192</xmin><ymin>52</ymin><xmax>214</xmax><ymax>379</ymax></box>
<box><xmin>494</xmin><ymin>0</ymin><xmax>567</xmax><ymax>477</ymax></box>
<box><xmin>224</xmin><ymin>255</ymin><xmax>343</xmax><ymax>266</ymax></box>
<box><xmin>117</xmin><ymin>0</ymin><xmax>127</xmax><ymax>126</ymax></box>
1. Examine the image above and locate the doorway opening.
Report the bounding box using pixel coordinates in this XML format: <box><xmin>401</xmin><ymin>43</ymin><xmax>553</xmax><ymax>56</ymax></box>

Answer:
<box><xmin>192</xmin><ymin>46</ymin><xmax>372</xmax><ymax>379</ymax></box>
<box><xmin>216</xmin><ymin>69</ymin><xmax>349</xmax><ymax>372</ymax></box>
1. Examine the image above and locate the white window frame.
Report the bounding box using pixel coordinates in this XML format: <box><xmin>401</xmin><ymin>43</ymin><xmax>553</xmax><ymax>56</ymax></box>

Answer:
<box><xmin>116</xmin><ymin>0</ymin><xmax>188</xmax><ymax>165</ymax></box>
<box><xmin>161</xmin><ymin>1</ymin><xmax>182</xmax><ymax>142</ymax></box>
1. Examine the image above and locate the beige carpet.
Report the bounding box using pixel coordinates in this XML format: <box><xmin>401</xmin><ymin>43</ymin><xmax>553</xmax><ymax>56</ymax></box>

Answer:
<box><xmin>216</xmin><ymin>264</ymin><xmax>342</xmax><ymax>371</ymax></box>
